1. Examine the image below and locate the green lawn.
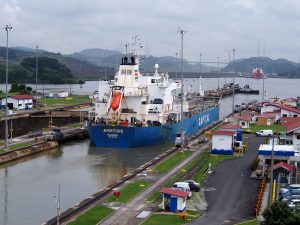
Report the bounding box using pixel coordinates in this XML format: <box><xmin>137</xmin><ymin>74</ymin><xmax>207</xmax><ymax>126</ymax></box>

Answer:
<box><xmin>236</xmin><ymin>219</ymin><xmax>260</xmax><ymax>225</ymax></box>
<box><xmin>155</xmin><ymin>151</ymin><xmax>193</xmax><ymax>173</ymax></box>
<box><xmin>246</xmin><ymin>124</ymin><xmax>285</xmax><ymax>133</ymax></box>
<box><xmin>194</xmin><ymin>153</ymin><xmax>237</xmax><ymax>185</ymax></box>
<box><xmin>0</xmin><ymin>142</ymin><xmax>32</xmax><ymax>151</ymax></box>
<box><xmin>142</xmin><ymin>211</ymin><xmax>199</xmax><ymax>225</ymax></box>
<box><xmin>106</xmin><ymin>180</ymin><xmax>151</xmax><ymax>203</ymax></box>
<box><xmin>66</xmin><ymin>123</ymin><xmax>82</xmax><ymax>128</ymax></box>
<box><xmin>0</xmin><ymin>149</ymin><xmax>5</xmax><ymax>154</ymax></box>
<box><xmin>40</xmin><ymin>95</ymin><xmax>91</xmax><ymax>106</ymax></box>
<box><xmin>67</xmin><ymin>205</ymin><xmax>114</xmax><ymax>225</ymax></box>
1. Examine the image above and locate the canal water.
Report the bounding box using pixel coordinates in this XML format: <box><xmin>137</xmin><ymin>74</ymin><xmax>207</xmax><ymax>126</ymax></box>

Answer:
<box><xmin>0</xmin><ymin>78</ymin><xmax>300</xmax><ymax>225</ymax></box>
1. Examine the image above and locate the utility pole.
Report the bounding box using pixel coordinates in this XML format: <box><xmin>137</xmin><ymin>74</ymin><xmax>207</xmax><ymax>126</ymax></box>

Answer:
<box><xmin>35</xmin><ymin>45</ymin><xmax>38</xmax><ymax>108</ymax></box>
<box><xmin>178</xmin><ymin>27</ymin><xmax>186</xmax><ymax>148</ymax></box>
<box><xmin>4</xmin><ymin>25</ymin><xmax>12</xmax><ymax>151</ymax></box>
<box><xmin>232</xmin><ymin>48</ymin><xmax>236</xmax><ymax>114</ymax></box>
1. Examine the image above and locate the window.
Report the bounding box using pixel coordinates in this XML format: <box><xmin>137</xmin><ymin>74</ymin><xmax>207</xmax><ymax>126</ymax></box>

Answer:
<box><xmin>127</xmin><ymin>70</ymin><xmax>132</xmax><ymax>75</ymax></box>
<box><xmin>151</xmin><ymin>79</ymin><xmax>155</xmax><ymax>83</ymax></box>
<box><xmin>297</xmin><ymin>135</ymin><xmax>300</xmax><ymax>140</ymax></box>
<box><xmin>293</xmin><ymin>115</ymin><xmax>298</xmax><ymax>117</ymax></box>
<box><xmin>121</xmin><ymin>69</ymin><xmax>126</xmax><ymax>74</ymax></box>
<box><xmin>18</xmin><ymin>104</ymin><xmax>22</xmax><ymax>106</ymax></box>
<box><xmin>241</xmin><ymin>122</ymin><xmax>245</xmax><ymax>126</ymax></box>
<box><xmin>282</xmin><ymin>114</ymin><xmax>287</xmax><ymax>117</ymax></box>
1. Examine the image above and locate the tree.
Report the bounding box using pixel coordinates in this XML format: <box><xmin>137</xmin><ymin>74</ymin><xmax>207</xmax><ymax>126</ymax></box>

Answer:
<box><xmin>262</xmin><ymin>201</ymin><xmax>300</xmax><ymax>225</ymax></box>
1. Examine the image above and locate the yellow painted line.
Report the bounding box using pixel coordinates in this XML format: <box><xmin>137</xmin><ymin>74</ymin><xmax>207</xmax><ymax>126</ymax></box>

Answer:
<box><xmin>235</xmin><ymin>219</ymin><xmax>258</xmax><ymax>225</ymax></box>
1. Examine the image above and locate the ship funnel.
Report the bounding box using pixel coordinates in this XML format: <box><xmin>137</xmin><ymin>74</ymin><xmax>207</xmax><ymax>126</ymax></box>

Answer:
<box><xmin>124</xmin><ymin>57</ymin><xmax>128</xmax><ymax>64</ymax></box>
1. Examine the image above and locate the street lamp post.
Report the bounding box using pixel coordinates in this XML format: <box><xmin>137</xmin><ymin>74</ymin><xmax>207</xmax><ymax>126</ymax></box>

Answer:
<box><xmin>4</xmin><ymin>25</ymin><xmax>12</xmax><ymax>151</ymax></box>
<box><xmin>178</xmin><ymin>28</ymin><xmax>186</xmax><ymax>148</ymax></box>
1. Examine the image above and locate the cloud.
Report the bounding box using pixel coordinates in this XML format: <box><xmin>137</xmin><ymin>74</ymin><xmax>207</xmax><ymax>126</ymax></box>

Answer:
<box><xmin>1</xmin><ymin>0</ymin><xmax>300</xmax><ymax>62</ymax></box>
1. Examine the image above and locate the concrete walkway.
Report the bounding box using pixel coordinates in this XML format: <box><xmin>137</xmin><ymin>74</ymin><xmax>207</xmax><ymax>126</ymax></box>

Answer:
<box><xmin>98</xmin><ymin>142</ymin><xmax>211</xmax><ymax>225</ymax></box>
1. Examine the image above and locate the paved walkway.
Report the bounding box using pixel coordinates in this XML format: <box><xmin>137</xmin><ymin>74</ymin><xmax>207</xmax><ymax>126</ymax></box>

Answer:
<box><xmin>99</xmin><ymin>142</ymin><xmax>211</xmax><ymax>225</ymax></box>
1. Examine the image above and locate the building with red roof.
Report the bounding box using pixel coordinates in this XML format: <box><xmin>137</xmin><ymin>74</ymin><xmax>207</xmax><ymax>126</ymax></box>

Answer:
<box><xmin>0</xmin><ymin>95</ymin><xmax>33</xmax><ymax>110</ymax></box>
<box><xmin>160</xmin><ymin>187</ymin><xmax>188</xmax><ymax>212</ymax></box>
<box><xmin>220</xmin><ymin>124</ymin><xmax>242</xmax><ymax>130</ymax></box>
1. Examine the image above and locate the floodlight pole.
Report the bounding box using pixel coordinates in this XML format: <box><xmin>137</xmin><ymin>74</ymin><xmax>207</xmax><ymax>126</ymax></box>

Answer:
<box><xmin>36</xmin><ymin>45</ymin><xmax>38</xmax><ymax>107</ymax></box>
<box><xmin>178</xmin><ymin>28</ymin><xmax>186</xmax><ymax>148</ymax></box>
<box><xmin>269</xmin><ymin>134</ymin><xmax>275</xmax><ymax>206</ymax></box>
<box><xmin>4</xmin><ymin>25</ymin><xmax>12</xmax><ymax>151</ymax></box>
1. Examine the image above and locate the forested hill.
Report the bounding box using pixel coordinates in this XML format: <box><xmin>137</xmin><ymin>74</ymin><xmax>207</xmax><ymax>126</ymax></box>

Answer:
<box><xmin>0</xmin><ymin>57</ymin><xmax>73</xmax><ymax>84</ymax></box>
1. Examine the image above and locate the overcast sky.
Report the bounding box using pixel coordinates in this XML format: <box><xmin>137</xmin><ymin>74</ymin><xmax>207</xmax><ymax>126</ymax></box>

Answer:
<box><xmin>1</xmin><ymin>0</ymin><xmax>300</xmax><ymax>63</ymax></box>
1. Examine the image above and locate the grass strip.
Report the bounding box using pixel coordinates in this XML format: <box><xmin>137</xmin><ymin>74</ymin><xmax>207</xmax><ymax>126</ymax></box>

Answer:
<box><xmin>67</xmin><ymin>205</ymin><xmax>114</xmax><ymax>225</ymax></box>
<box><xmin>141</xmin><ymin>211</ymin><xmax>200</xmax><ymax>225</ymax></box>
<box><xmin>106</xmin><ymin>180</ymin><xmax>151</xmax><ymax>203</ymax></box>
<box><xmin>40</xmin><ymin>95</ymin><xmax>91</xmax><ymax>106</ymax></box>
<box><xmin>155</xmin><ymin>151</ymin><xmax>193</xmax><ymax>173</ymax></box>
<box><xmin>66</xmin><ymin>123</ymin><xmax>82</xmax><ymax>128</ymax></box>
<box><xmin>0</xmin><ymin>142</ymin><xmax>32</xmax><ymax>152</ymax></box>
<box><xmin>245</xmin><ymin>124</ymin><xmax>285</xmax><ymax>133</ymax></box>
<box><xmin>194</xmin><ymin>154</ymin><xmax>237</xmax><ymax>185</ymax></box>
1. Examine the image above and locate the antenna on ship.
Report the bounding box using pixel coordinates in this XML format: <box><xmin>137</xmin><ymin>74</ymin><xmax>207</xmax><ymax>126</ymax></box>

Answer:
<box><xmin>178</xmin><ymin>27</ymin><xmax>187</xmax><ymax>148</ymax></box>
<box><xmin>124</xmin><ymin>43</ymin><xmax>130</xmax><ymax>55</ymax></box>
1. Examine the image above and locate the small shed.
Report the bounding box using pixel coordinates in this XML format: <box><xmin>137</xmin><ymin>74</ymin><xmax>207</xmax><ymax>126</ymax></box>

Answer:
<box><xmin>211</xmin><ymin>130</ymin><xmax>236</xmax><ymax>155</ymax></box>
<box><xmin>273</xmin><ymin>162</ymin><xmax>294</xmax><ymax>184</ymax></box>
<box><xmin>160</xmin><ymin>187</ymin><xmax>188</xmax><ymax>212</ymax></box>
<box><xmin>235</xmin><ymin>115</ymin><xmax>252</xmax><ymax>129</ymax></box>
<box><xmin>257</xmin><ymin>113</ymin><xmax>276</xmax><ymax>126</ymax></box>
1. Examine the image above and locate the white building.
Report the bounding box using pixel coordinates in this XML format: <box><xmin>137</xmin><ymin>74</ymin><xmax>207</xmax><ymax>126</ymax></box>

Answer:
<box><xmin>0</xmin><ymin>95</ymin><xmax>33</xmax><ymax>110</ymax></box>
<box><xmin>235</xmin><ymin>115</ymin><xmax>252</xmax><ymax>129</ymax></box>
<box><xmin>212</xmin><ymin>130</ymin><xmax>236</xmax><ymax>155</ymax></box>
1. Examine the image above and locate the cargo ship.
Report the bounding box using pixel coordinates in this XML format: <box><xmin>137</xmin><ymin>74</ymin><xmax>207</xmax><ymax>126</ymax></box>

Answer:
<box><xmin>87</xmin><ymin>45</ymin><xmax>219</xmax><ymax>148</ymax></box>
<box><xmin>252</xmin><ymin>68</ymin><xmax>264</xmax><ymax>79</ymax></box>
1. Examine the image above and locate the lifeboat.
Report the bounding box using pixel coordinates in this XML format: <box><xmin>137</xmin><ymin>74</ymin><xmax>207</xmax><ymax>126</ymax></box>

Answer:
<box><xmin>110</xmin><ymin>91</ymin><xmax>123</xmax><ymax>111</ymax></box>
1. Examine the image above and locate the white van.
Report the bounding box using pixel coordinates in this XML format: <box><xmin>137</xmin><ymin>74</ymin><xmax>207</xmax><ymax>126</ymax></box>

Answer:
<box><xmin>173</xmin><ymin>182</ymin><xmax>192</xmax><ymax>198</ymax></box>
<box><xmin>255</xmin><ymin>130</ymin><xmax>273</xmax><ymax>137</ymax></box>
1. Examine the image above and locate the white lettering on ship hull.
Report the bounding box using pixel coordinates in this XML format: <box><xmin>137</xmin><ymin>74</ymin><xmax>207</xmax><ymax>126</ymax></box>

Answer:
<box><xmin>103</xmin><ymin>128</ymin><xmax>124</xmax><ymax>138</ymax></box>
<box><xmin>103</xmin><ymin>129</ymin><xmax>124</xmax><ymax>134</ymax></box>
<box><xmin>199</xmin><ymin>114</ymin><xmax>210</xmax><ymax>126</ymax></box>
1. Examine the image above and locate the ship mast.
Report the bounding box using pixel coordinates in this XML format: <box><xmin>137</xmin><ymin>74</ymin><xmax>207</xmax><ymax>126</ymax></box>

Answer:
<box><xmin>178</xmin><ymin>28</ymin><xmax>186</xmax><ymax>147</ymax></box>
